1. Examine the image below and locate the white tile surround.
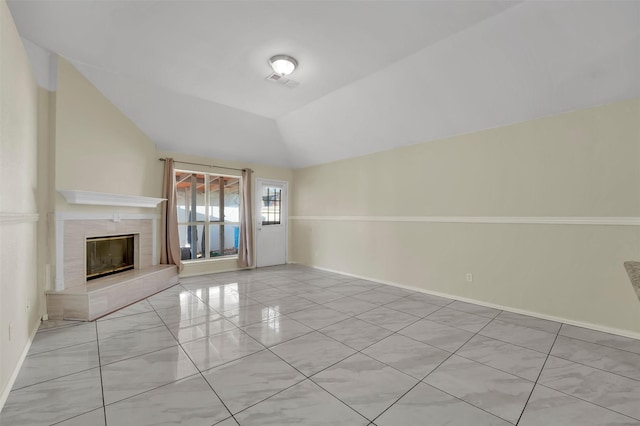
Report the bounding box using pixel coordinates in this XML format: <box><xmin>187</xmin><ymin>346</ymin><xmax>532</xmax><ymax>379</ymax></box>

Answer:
<box><xmin>47</xmin><ymin>211</ymin><xmax>178</xmax><ymax>320</ymax></box>
<box><xmin>54</xmin><ymin>212</ymin><xmax>159</xmax><ymax>291</ymax></box>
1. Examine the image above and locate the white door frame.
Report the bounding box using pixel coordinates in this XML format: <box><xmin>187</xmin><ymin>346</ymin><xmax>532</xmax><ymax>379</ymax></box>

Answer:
<box><xmin>255</xmin><ymin>178</ymin><xmax>288</xmax><ymax>267</ymax></box>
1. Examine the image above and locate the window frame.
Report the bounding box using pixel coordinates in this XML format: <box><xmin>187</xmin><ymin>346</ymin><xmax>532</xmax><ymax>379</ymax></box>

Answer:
<box><xmin>175</xmin><ymin>168</ymin><xmax>242</xmax><ymax>262</ymax></box>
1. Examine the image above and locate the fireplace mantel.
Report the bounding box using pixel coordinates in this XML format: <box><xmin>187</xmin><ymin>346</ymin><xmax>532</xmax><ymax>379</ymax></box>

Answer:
<box><xmin>59</xmin><ymin>189</ymin><xmax>165</xmax><ymax>208</ymax></box>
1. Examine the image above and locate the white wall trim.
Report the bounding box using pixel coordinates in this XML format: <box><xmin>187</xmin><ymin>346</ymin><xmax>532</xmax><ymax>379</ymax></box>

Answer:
<box><xmin>308</xmin><ymin>264</ymin><xmax>640</xmax><ymax>341</ymax></box>
<box><xmin>0</xmin><ymin>212</ymin><xmax>39</xmax><ymax>224</ymax></box>
<box><xmin>0</xmin><ymin>321</ymin><xmax>40</xmax><ymax>412</ymax></box>
<box><xmin>59</xmin><ymin>190</ymin><xmax>165</xmax><ymax>209</ymax></box>
<box><xmin>289</xmin><ymin>215</ymin><xmax>640</xmax><ymax>226</ymax></box>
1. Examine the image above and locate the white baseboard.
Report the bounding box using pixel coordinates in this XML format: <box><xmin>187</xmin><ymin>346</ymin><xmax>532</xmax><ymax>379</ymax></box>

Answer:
<box><xmin>309</xmin><ymin>264</ymin><xmax>640</xmax><ymax>342</ymax></box>
<box><xmin>0</xmin><ymin>321</ymin><xmax>40</xmax><ymax>412</ymax></box>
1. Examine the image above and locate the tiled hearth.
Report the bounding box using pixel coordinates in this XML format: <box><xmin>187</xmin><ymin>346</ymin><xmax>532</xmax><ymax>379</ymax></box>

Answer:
<box><xmin>46</xmin><ymin>213</ymin><xmax>177</xmax><ymax>320</ymax></box>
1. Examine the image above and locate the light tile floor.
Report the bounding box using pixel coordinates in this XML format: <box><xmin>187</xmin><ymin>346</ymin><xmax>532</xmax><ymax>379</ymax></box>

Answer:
<box><xmin>2</xmin><ymin>265</ymin><xmax>640</xmax><ymax>426</ymax></box>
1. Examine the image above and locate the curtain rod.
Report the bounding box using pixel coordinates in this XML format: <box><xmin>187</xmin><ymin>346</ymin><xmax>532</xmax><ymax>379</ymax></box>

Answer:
<box><xmin>159</xmin><ymin>158</ymin><xmax>253</xmax><ymax>173</ymax></box>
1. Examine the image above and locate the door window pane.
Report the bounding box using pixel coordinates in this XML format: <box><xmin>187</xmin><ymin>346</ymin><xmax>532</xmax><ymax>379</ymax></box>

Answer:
<box><xmin>261</xmin><ymin>186</ymin><xmax>281</xmax><ymax>226</ymax></box>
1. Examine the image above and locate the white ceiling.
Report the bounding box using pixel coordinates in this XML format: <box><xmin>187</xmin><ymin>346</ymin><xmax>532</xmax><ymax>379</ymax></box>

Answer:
<box><xmin>8</xmin><ymin>0</ymin><xmax>640</xmax><ymax>168</ymax></box>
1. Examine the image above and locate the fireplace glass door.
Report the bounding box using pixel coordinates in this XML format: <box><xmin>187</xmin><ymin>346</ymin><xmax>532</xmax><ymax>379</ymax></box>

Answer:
<box><xmin>86</xmin><ymin>235</ymin><xmax>135</xmax><ymax>280</ymax></box>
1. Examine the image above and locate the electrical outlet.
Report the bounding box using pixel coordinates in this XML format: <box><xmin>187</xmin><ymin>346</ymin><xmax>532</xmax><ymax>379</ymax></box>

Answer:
<box><xmin>466</xmin><ymin>273</ymin><xmax>473</xmax><ymax>282</ymax></box>
<box><xmin>8</xmin><ymin>322</ymin><xmax>13</xmax><ymax>341</ymax></box>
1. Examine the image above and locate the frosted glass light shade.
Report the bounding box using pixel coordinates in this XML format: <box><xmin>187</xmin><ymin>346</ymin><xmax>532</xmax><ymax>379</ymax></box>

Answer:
<box><xmin>269</xmin><ymin>55</ymin><xmax>297</xmax><ymax>76</ymax></box>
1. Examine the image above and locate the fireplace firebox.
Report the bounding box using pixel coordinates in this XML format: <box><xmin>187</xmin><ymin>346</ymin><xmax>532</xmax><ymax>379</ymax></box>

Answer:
<box><xmin>86</xmin><ymin>234</ymin><xmax>135</xmax><ymax>280</ymax></box>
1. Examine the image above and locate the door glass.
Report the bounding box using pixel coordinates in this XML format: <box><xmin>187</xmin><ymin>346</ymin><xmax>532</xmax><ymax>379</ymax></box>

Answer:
<box><xmin>261</xmin><ymin>186</ymin><xmax>282</xmax><ymax>226</ymax></box>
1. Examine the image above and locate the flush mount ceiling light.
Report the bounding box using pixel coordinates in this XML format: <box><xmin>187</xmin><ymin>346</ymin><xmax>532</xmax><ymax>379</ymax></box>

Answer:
<box><xmin>269</xmin><ymin>55</ymin><xmax>298</xmax><ymax>76</ymax></box>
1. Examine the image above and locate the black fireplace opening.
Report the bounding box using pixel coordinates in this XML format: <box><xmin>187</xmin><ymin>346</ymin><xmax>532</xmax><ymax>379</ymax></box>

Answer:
<box><xmin>86</xmin><ymin>234</ymin><xmax>135</xmax><ymax>280</ymax></box>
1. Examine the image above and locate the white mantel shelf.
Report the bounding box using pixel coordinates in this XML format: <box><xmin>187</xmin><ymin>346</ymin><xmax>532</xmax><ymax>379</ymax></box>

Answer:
<box><xmin>59</xmin><ymin>190</ymin><xmax>165</xmax><ymax>208</ymax></box>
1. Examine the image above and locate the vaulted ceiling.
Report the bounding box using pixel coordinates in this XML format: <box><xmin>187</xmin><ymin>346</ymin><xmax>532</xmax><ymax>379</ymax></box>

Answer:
<box><xmin>8</xmin><ymin>0</ymin><xmax>640</xmax><ymax>168</ymax></box>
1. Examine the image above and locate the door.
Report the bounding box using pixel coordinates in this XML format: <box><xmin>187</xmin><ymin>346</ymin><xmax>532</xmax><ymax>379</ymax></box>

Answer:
<box><xmin>256</xmin><ymin>179</ymin><xmax>288</xmax><ymax>267</ymax></box>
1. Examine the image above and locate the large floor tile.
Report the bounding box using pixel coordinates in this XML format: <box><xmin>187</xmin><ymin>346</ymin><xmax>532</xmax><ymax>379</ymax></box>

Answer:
<box><xmin>300</xmin><ymin>289</ymin><xmax>346</xmax><ymax>304</ymax></box>
<box><xmin>37</xmin><ymin>319</ymin><xmax>84</xmax><ymax>332</ymax></box>
<box><xmin>246</xmin><ymin>287</ymin><xmax>293</xmax><ymax>303</ymax></box>
<box><xmin>181</xmin><ymin>328</ymin><xmax>265</xmax><ymax>371</ymax></box>
<box><xmin>399</xmin><ymin>319</ymin><xmax>473</xmax><ymax>352</ymax></box>
<box><xmin>559</xmin><ymin>324</ymin><xmax>640</xmax><ymax>355</ymax></box>
<box><xmin>456</xmin><ymin>335</ymin><xmax>547</xmax><ymax>381</ymax></box>
<box><xmin>312</xmin><ymin>353</ymin><xmax>418</xmax><ymax>420</ymax></box>
<box><xmin>408</xmin><ymin>292</ymin><xmax>454</xmax><ymax>307</ymax></box>
<box><xmin>539</xmin><ymin>356</ymin><xmax>640</xmax><ymax>420</ymax></box>
<box><xmin>166</xmin><ymin>315</ymin><xmax>237</xmax><ymax>344</ymax></box>
<box><xmin>28</xmin><ymin>322</ymin><xmax>97</xmax><ymax>355</ymax></box>
<box><xmin>0</xmin><ymin>368</ymin><xmax>103</xmax><ymax>426</ymax></box>
<box><xmin>288</xmin><ymin>305</ymin><xmax>350</xmax><ymax>329</ymax></box>
<box><xmin>383</xmin><ymin>298</ymin><xmax>442</xmax><ymax>317</ymax></box>
<box><xmin>446</xmin><ymin>300</ymin><xmax>502</xmax><ymax>318</ymax></box>
<box><xmin>223</xmin><ymin>303</ymin><xmax>281</xmax><ymax>327</ymax></box>
<box><xmin>101</xmin><ymin>345</ymin><xmax>198</xmax><ymax>404</ymax></box>
<box><xmin>196</xmin><ymin>284</ymin><xmax>249</xmax><ymax>304</ymax></box>
<box><xmin>98</xmin><ymin>325</ymin><xmax>178</xmax><ymax>365</ymax></box>
<box><xmin>241</xmin><ymin>315</ymin><xmax>313</xmax><ymax>347</ymax></box>
<box><xmin>270</xmin><ymin>331</ymin><xmax>357</xmax><ymax>376</ymax></box>
<box><xmin>424</xmin><ymin>355</ymin><xmax>535</xmax><ymax>423</ymax></box>
<box><xmin>52</xmin><ymin>408</ymin><xmax>105</xmax><ymax>426</ymax></box>
<box><xmin>13</xmin><ymin>340</ymin><xmax>99</xmax><ymax>390</ymax></box>
<box><xmin>326</xmin><ymin>283</ymin><xmax>374</xmax><ymax>297</ymax></box>
<box><xmin>96</xmin><ymin>310</ymin><xmax>164</xmax><ymax>340</ymax></box>
<box><xmin>551</xmin><ymin>335</ymin><xmax>640</xmax><ymax>381</ymax></box>
<box><xmin>203</xmin><ymin>350</ymin><xmax>305</xmax><ymax>414</ymax></box>
<box><xmin>426</xmin><ymin>307</ymin><xmax>492</xmax><ymax>333</ymax></box>
<box><xmin>494</xmin><ymin>311</ymin><xmax>561</xmax><ymax>334</ymax></box>
<box><xmin>355</xmin><ymin>306</ymin><xmax>420</xmax><ymax>332</ymax></box>
<box><xmin>306</xmin><ymin>277</ymin><xmax>345</xmax><ymax>288</ymax></box>
<box><xmin>376</xmin><ymin>285</ymin><xmax>417</xmax><ymax>297</ymax></box>
<box><xmin>97</xmin><ymin>299</ymin><xmax>154</xmax><ymax>320</ymax></box>
<box><xmin>375</xmin><ymin>383</ymin><xmax>511</xmax><ymax>426</ymax></box>
<box><xmin>105</xmin><ymin>375</ymin><xmax>230</xmax><ymax>426</ymax></box>
<box><xmin>323</xmin><ymin>296</ymin><xmax>378</xmax><ymax>316</ymax></box>
<box><xmin>362</xmin><ymin>334</ymin><xmax>450</xmax><ymax>380</ymax></box>
<box><xmin>352</xmin><ymin>290</ymin><xmax>405</xmax><ymax>305</ymax></box>
<box><xmin>154</xmin><ymin>302</ymin><xmax>215</xmax><ymax>324</ymax></box>
<box><xmin>214</xmin><ymin>417</ymin><xmax>239</xmax><ymax>426</ymax></box>
<box><xmin>320</xmin><ymin>317</ymin><xmax>394</xmax><ymax>351</ymax></box>
<box><xmin>479</xmin><ymin>319</ymin><xmax>556</xmax><ymax>353</ymax></box>
<box><xmin>234</xmin><ymin>379</ymin><xmax>369</xmax><ymax>426</ymax></box>
<box><xmin>147</xmin><ymin>292</ymin><xmax>205</xmax><ymax>310</ymax></box>
<box><xmin>273</xmin><ymin>282</ymin><xmax>321</xmax><ymax>296</ymax></box>
<box><xmin>262</xmin><ymin>295</ymin><xmax>318</xmax><ymax>315</ymax></box>
<box><xmin>519</xmin><ymin>385</ymin><xmax>639</xmax><ymax>426</ymax></box>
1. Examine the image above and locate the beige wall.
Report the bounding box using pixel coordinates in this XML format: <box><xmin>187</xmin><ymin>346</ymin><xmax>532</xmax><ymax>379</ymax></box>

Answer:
<box><xmin>291</xmin><ymin>99</ymin><xmax>640</xmax><ymax>336</ymax></box>
<box><xmin>55</xmin><ymin>57</ymin><xmax>162</xmax><ymax>214</ymax></box>
<box><xmin>158</xmin><ymin>151</ymin><xmax>293</xmax><ymax>276</ymax></box>
<box><xmin>0</xmin><ymin>0</ymin><xmax>45</xmax><ymax>402</ymax></box>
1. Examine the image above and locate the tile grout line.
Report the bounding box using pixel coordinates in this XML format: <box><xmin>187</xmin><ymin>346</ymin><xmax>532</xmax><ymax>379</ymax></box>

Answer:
<box><xmin>529</xmin><ymin>382</ymin><xmax>640</xmax><ymax>423</ymax></box>
<box><xmin>150</xmin><ymin>299</ymin><xmax>243</xmax><ymax>426</ymax></box>
<box><xmin>94</xmin><ymin>320</ymin><xmax>108</xmax><ymax>426</ymax></box>
<box><xmin>513</xmin><ymin>326</ymin><xmax>561</xmax><ymax>425</ymax></box>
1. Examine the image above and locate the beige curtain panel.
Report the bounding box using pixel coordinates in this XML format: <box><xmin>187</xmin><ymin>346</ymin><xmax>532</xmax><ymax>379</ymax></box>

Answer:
<box><xmin>238</xmin><ymin>168</ymin><xmax>254</xmax><ymax>267</ymax></box>
<box><xmin>160</xmin><ymin>158</ymin><xmax>183</xmax><ymax>272</ymax></box>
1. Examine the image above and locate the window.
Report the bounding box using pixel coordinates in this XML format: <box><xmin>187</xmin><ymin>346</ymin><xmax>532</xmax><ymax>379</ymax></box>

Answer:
<box><xmin>261</xmin><ymin>186</ymin><xmax>282</xmax><ymax>225</ymax></box>
<box><xmin>176</xmin><ymin>170</ymin><xmax>241</xmax><ymax>261</ymax></box>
